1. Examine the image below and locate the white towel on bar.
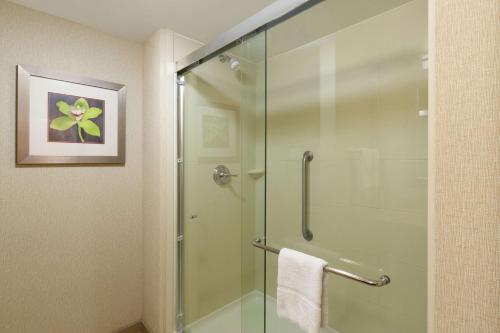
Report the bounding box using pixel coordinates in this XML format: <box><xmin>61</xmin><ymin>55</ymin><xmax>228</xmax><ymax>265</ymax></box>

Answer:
<box><xmin>277</xmin><ymin>248</ymin><xmax>328</xmax><ymax>333</ymax></box>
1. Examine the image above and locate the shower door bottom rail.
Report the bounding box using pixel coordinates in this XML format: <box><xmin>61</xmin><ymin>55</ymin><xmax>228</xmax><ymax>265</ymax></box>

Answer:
<box><xmin>252</xmin><ymin>239</ymin><xmax>390</xmax><ymax>287</ymax></box>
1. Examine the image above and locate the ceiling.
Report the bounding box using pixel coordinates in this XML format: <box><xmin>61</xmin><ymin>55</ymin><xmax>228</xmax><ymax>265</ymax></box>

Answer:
<box><xmin>6</xmin><ymin>0</ymin><xmax>275</xmax><ymax>42</ymax></box>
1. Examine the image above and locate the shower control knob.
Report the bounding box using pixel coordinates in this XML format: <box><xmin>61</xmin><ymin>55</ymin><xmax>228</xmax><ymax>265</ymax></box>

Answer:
<box><xmin>213</xmin><ymin>165</ymin><xmax>237</xmax><ymax>186</ymax></box>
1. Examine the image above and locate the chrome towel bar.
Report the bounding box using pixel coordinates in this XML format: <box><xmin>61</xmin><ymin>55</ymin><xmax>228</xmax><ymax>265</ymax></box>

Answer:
<box><xmin>252</xmin><ymin>239</ymin><xmax>390</xmax><ymax>287</ymax></box>
<box><xmin>301</xmin><ymin>151</ymin><xmax>314</xmax><ymax>241</ymax></box>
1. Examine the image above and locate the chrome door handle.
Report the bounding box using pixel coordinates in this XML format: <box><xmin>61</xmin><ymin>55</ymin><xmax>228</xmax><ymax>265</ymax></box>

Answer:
<box><xmin>220</xmin><ymin>172</ymin><xmax>238</xmax><ymax>177</ymax></box>
<box><xmin>302</xmin><ymin>151</ymin><xmax>314</xmax><ymax>241</ymax></box>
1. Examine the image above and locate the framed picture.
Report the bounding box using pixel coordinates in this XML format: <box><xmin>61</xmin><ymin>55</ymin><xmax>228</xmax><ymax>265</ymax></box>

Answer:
<box><xmin>16</xmin><ymin>64</ymin><xmax>126</xmax><ymax>165</ymax></box>
<box><xmin>197</xmin><ymin>105</ymin><xmax>239</xmax><ymax>161</ymax></box>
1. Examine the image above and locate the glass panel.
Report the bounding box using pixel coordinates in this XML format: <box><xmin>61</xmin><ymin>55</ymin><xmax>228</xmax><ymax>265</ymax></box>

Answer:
<box><xmin>181</xmin><ymin>31</ymin><xmax>266</xmax><ymax>333</ymax></box>
<box><xmin>265</xmin><ymin>1</ymin><xmax>428</xmax><ymax>333</ymax></box>
<box><xmin>239</xmin><ymin>32</ymin><xmax>267</xmax><ymax>333</ymax></box>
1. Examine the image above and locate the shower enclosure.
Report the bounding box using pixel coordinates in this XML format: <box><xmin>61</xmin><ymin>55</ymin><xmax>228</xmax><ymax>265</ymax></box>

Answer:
<box><xmin>176</xmin><ymin>0</ymin><xmax>428</xmax><ymax>332</ymax></box>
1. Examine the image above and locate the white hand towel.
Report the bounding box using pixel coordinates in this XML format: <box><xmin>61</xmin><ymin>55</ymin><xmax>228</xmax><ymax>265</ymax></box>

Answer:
<box><xmin>277</xmin><ymin>248</ymin><xmax>328</xmax><ymax>333</ymax></box>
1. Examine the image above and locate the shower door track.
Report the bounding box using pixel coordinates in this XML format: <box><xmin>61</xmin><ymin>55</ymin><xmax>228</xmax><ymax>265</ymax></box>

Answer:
<box><xmin>176</xmin><ymin>0</ymin><xmax>323</xmax><ymax>74</ymax></box>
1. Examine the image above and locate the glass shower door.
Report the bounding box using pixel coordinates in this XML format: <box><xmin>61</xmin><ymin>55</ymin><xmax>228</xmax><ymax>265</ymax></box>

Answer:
<box><xmin>264</xmin><ymin>1</ymin><xmax>428</xmax><ymax>332</ymax></box>
<box><xmin>179</xmin><ymin>32</ymin><xmax>266</xmax><ymax>333</ymax></box>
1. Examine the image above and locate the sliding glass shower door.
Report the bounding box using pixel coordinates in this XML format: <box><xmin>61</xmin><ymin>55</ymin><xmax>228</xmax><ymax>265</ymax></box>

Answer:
<box><xmin>264</xmin><ymin>1</ymin><xmax>428</xmax><ymax>332</ymax></box>
<box><xmin>178</xmin><ymin>1</ymin><xmax>428</xmax><ymax>332</ymax></box>
<box><xmin>179</xmin><ymin>32</ymin><xmax>266</xmax><ymax>333</ymax></box>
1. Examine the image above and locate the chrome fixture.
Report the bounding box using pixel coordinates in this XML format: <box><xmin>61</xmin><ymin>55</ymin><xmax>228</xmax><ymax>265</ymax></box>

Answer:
<box><xmin>218</xmin><ymin>54</ymin><xmax>241</xmax><ymax>71</ymax></box>
<box><xmin>213</xmin><ymin>165</ymin><xmax>238</xmax><ymax>185</ymax></box>
<box><xmin>252</xmin><ymin>239</ymin><xmax>391</xmax><ymax>287</ymax></box>
<box><xmin>302</xmin><ymin>151</ymin><xmax>314</xmax><ymax>241</ymax></box>
<box><xmin>229</xmin><ymin>58</ymin><xmax>240</xmax><ymax>71</ymax></box>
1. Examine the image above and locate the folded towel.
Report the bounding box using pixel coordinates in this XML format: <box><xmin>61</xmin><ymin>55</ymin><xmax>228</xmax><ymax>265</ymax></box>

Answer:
<box><xmin>277</xmin><ymin>248</ymin><xmax>328</xmax><ymax>333</ymax></box>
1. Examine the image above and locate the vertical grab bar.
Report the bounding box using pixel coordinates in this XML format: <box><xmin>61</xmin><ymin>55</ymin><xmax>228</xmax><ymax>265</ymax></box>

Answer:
<box><xmin>302</xmin><ymin>151</ymin><xmax>314</xmax><ymax>241</ymax></box>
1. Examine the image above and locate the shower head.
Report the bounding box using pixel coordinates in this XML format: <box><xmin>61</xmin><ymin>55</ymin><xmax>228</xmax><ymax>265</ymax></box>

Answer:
<box><xmin>229</xmin><ymin>58</ymin><xmax>240</xmax><ymax>71</ymax></box>
<box><xmin>218</xmin><ymin>54</ymin><xmax>240</xmax><ymax>71</ymax></box>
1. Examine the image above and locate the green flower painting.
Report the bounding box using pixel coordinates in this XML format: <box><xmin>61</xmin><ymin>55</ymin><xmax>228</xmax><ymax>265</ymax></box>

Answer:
<box><xmin>48</xmin><ymin>93</ymin><xmax>105</xmax><ymax>144</ymax></box>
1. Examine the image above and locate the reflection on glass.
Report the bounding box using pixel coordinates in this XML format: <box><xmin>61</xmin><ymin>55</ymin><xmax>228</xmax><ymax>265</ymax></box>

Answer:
<box><xmin>266</xmin><ymin>0</ymin><xmax>428</xmax><ymax>332</ymax></box>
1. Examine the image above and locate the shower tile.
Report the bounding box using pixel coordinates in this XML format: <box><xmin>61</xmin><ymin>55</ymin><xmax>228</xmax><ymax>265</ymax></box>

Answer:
<box><xmin>379</xmin><ymin>159</ymin><xmax>427</xmax><ymax>212</ymax></box>
<box><xmin>311</xmin><ymin>159</ymin><xmax>352</xmax><ymax>206</ymax></box>
<box><xmin>376</xmin><ymin>210</ymin><xmax>427</xmax><ymax>268</ymax></box>
<box><xmin>379</xmin><ymin>257</ymin><xmax>427</xmax><ymax>322</ymax></box>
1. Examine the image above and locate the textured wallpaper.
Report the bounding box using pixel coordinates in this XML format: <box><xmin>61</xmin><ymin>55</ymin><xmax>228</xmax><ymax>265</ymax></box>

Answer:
<box><xmin>433</xmin><ymin>0</ymin><xmax>499</xmax><ymax>332</ymax></box>
<box><xmin>0</xmin><ymin>1</ymin><xmax>144</xmax><ymax>332</ymax></box>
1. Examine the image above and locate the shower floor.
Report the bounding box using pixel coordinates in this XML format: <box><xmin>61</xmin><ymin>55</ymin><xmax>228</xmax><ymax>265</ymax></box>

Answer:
<box><xmin>185</xmin><ymin>290</ymin><xmax>339</xmax><ymax>333</ymax></box>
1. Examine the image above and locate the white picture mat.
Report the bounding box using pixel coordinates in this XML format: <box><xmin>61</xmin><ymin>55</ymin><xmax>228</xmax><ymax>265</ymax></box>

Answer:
<box><xmin>29</xmin><ymin>76</ymin><xmax>119</xmax><ymax>157</ymax></box>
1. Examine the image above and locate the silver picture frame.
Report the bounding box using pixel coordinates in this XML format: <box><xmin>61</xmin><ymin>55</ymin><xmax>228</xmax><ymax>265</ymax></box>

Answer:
<box><xmin>16</xmin><ymin>64</ymin><xmax>126</xmax><ymax>165</ymax></box>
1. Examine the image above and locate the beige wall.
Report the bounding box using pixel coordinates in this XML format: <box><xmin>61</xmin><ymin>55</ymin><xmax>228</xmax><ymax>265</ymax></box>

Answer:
<box><xmin>142</xmin><ymin>30</ymin><xmax>201</xmax><ymax>333</ymax></box>
<box><xmin>0</xmin><ymin>1</ymin><xmax>144</xmax><ymax>333</ymax></box>
<box><xmin>143</xmin><ymin>29</ymin><xmax>171</xmax><ymax>333</ymax></box>
<box><xmin>431</xmin><ymin>0</ymin><xmax>499</xmax><ymax>332</ymax></box>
